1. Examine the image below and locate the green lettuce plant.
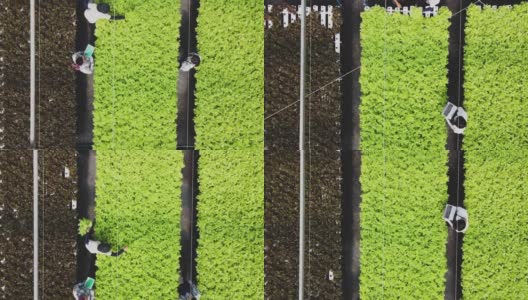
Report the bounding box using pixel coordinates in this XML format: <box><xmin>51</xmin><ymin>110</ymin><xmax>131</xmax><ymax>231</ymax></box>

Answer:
<box><xmin>78</xmin><ymin>218</ymin><xmax>93</xmax><ymax>236</ymax></box>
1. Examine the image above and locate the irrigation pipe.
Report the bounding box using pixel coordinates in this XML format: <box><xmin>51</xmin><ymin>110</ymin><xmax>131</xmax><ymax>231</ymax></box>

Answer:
<box><xmin>30</xmin><ymin>0</ymin><xmax>39</xmax><ymax>299</ymax></box>
<box><xmin>298</xmin><ymin>0</ymin><xmax>306</xmax><ymax>299</ymax></box>
<box><xmin>30</xmin><ymin>0</ymin><xmax>36</xmax><ymax>146</ymax></box>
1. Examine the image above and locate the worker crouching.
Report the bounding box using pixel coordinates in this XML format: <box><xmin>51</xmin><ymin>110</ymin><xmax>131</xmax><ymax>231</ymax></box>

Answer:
<box><xmin>84</xmin><ymin>226</ymin><xmax>128</xmax><ymax>257</ymax></box>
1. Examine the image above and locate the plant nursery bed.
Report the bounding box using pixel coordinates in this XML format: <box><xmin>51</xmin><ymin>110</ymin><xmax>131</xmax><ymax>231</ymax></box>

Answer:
<box><xmin>95</xmin><ymin>150</ymin><xmax>183</xmax><ymax>299</ymax></box>
<box><xmin>359</xmin><ymin>7</ymin><xmax>450</xmax><ymax>298</ymax></box>
<box><xmin>1</xmin><ymin>1</ymin><xmax>31</xmax><ymax>148</ymax></box>
<box><xmin>0</xmin><ymin>151</ymin><xmax>33</xmax><ymax>299</ymax></box>
<box><xmin>194</xmin><ymin>0</ymin><xmax>264</xmax><ymax>150</ymax></box>
<box><xmin>462</xmin><ymin>5</ymin><xmax>528</xmax><ymax>298</ymax></box>
<box><xmin>463</xmin><ymin>4</ymin><xmax>528</xmax><ymax>150</ymax></box>
<box><xmin>36</xmin><ymin>1</ymin><xmax>77</xmax><ymax>148</ymax></box>
<box><xmin>197</xmin><ymin>150</ymin><xmax>264</xmax><ymax>299</ymax></box>
<box><xmin>38</xmin><ymin>150</ymin><xmax>78</xmax><ymax>298</ymax></box>
<box><xmin>463</xmin><ymin>150</ymin><xmax>528</xmax><ymax>298</ymax></box>
<box><xmin>93</xmin><ymin>0</ymin><xmax>181</xmax><ymax>149</ymax></box>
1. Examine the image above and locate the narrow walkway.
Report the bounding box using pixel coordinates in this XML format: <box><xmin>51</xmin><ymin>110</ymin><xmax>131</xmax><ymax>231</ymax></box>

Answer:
<box><xmin>341</xmin><ymin>0</ymin><xmax>362</xmax><ymax>299</ymax></box>
<box><xmin>176</xmin><ymin>0</ymin><xmax>199</xmax><ymax>150</ymax></box>
<box><xmin>444</xmin><ymin>0</ymin><xmax>470</xmax><ymax>299</ymax></box>
<box><xmin>177</xmin><ymin>0</ymin><xmax>200</xmax><ymax>292</ymax></box>
<box><xmin>180</xmin><ymin>150</ymin><xmax>199</xmax><ymax>284</ymax></box>
<box><xmin>75</xmin><ymin>0</ymin><xmax>97</xmax><ymax>283</ymax></box>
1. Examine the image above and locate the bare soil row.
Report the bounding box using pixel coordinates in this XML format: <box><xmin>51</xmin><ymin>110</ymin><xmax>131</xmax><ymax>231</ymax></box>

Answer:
<box><xmin>1</xmin><ymin>1</ymin><xmax>31</xmax><ymax>148</ymax></box>
<box><xmin>264</xmin><ymin>5</ymin><xmax>343</xmax><ymax>298</ymax></box>
<box><xmin>38</xmin><ymin>150</ymin><xmax>78</xmax><ymax>299</ymax></box>
<box><xmin>36</xmin><ymin>0</ymin><xmax>78</xmax><ymax>148</ymax></box>
<box><xmin>0</xmin><ymin>151</ymin><xmax>34</xmax><ymax>299</ymax></box>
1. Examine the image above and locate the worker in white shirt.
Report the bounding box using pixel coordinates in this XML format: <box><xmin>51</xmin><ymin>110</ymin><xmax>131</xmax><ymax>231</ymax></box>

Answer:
<box><xmin>84</xmin><ymin>2</ymin><xmax>125</xmax><ymax>24</ymax></box>
<box><xmin>72</xmin><ymin>51</ymin><xmax>94</xmax><ymax>75</ymax></box>
<box><xmin>84</xmin><ymin>226</ymin><xmax>128</xmax><ymax>257</ymax></box>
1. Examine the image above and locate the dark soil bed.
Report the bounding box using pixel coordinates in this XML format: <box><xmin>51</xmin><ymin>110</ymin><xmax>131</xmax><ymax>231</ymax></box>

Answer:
<box><xmin>264</xmin><ymin>150</ymin><xmax>300</xmax><ymax>299</ymax></box>
<box><xmin>1</xmin><ymin>1</ymin><xmax>31</xmax><ymax>149</ymax></box>
<box><xmin>0</xmin><ymin>151</ymin><xmax>34</xmax><ymax>299</ymax></box>
<box><xmin>39</xmin><ymin>150</ymin><xmax>78</xmax><ymax>298</ymax></box>
<box><xmin>36</xmin><ymin>1</ymin><xmax>77</xmax><ymax>148</ymax></box>
<box><xmin>265</xmin><ymin>5</ymin><xmax>341</xmax><ymax>150</ymax></box>
<box><xmin>264</xmin><ymin>5</ymin><xmax>342</xmax><ymax>298</ymax></box>
<box><xmin>305</xmin><ymin>149</ymin><xmax>342</xmax><ymax>298</ymax></box>
<box><xmin>264</xmin><ymin>5</ymin><xmax>300</xmax><ymax>150</ymax></box>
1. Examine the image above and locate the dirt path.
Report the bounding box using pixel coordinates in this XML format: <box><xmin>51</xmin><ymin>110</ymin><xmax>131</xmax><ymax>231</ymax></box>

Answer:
<box><xmin>177</xmin><ymin>0</ymin><xmax>199</xmax><ymax>150</ymax></box>
<box><xmin>177</xmin><ymin>0</ymin><xmax>200</xmax><ymax>290</ymax></box>
<box><xmin>444</xmin><ymin>0</ymin><xmax>470</xmax><ymax>298</ymax></box>
<box><xmin>340</xmin><ymin>0</ymin><xmax>362</xmax><ymax>299</ymax></box>
<box><xmin>180</xmin><ymin>150</ymin><xmax>199</xmax><ymax>284</ymax></box>
<box><xmin>76</xmin><ymin>150</ymin><xmax>96</xmax><ymax>282</ymax></box>
<box><xmin>75</xmin><ymin>0</ymin><xmax>95</xmax><ymax>149</ymax></box>
<box><xmin>75</xmin><ymin>0</ymin><xmax>96</xmax><ymax>284</ymax></box>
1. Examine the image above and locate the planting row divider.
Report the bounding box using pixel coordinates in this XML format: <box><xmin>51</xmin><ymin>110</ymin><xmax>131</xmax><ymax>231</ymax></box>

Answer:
<box><xmin>180</xmin><ymin>150</ymin><xmax>199</xmax><ymax>286</ymax></box>
<box><xmin>177</xmin><ymin>0</ymin><xmax>200</xmax><ymax>295</ymax></box>
<box><xmin>75</xmin><ymin>0</ymin><xmax>96</xmax><ymax>284</ymax></box>
<box><xmin>341</xmin><ymin>0</ymin><xmax>362</xmax><ymax>299</ymax></box>
<box><xmin>445</xmin><ymin>0</ymin><xmax>470</xmax><ymax>299</ymax></box>
<box><xmin>176</xmin><ymin>0</ymin><xmax>199</xmax><ymax>150</ymax></box>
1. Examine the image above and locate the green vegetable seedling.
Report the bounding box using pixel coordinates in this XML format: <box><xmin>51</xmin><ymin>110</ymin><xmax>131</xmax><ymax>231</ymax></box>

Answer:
<box><xmin>79</xmin><ymin>218</ymin><xmax>93</xmax><ymax>236</ymax></box>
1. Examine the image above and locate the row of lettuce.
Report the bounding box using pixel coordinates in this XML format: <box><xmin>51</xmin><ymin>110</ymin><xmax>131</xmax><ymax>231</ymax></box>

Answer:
<box><xmin>93</xmin><ymin>0</ymin><xmax>181</xmax><ymax>149</ymax></box>
<box><xmin>359</xmin><ymin>7</ymin><xmax>449</xmax><ymax>298</ymax></box>
<box><xmin>92</xmin><ymin>0</ymin><xmax>264</xmax><ymax>299</ymax></box>
<box><xmin>462</xmin><ymin>4</ymin><xmax>528</xmax><ymax>298</ymax></box>
<box><xmin>359</xmin><ymin>4</ymin><xmax>527</xmax><ymax>299</ymax></box>
<box><xmin>194</xmin><ymin>2</ymin><xmax>264</xmax><ymax>298</ymax></box>
<box><xmin>195</xmin><ymin>0</ymin><xmax>264</xmax><ymax>149</ymax></box>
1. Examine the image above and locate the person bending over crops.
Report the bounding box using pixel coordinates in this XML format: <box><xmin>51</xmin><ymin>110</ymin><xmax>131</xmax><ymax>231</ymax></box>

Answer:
<box><xmin>390</xmin><ymin>0</ymin><xmax>430</xmax><ymax>8</ymax></box>
<box><xmin>84</xmin><ymin>2</ymin><xmax>125</xmax><ymax>24</ymax></box>
<box><xmin>178</xmin><ymin>280</ymin><xmax>201</xmax><ymax>300</ymax></box>
<box><xmin>84</xmin><ymin>226</ymin><xmax>128</xmax><ymax>257</ymax></box>
<box><xmin>72</xmin><ymin>51</ymin><xmax>94</xmax><ymax>75</ymax></box>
